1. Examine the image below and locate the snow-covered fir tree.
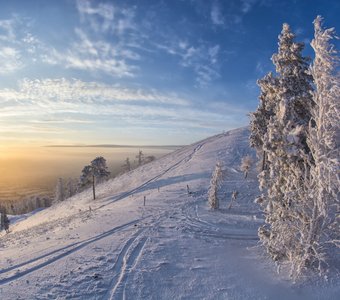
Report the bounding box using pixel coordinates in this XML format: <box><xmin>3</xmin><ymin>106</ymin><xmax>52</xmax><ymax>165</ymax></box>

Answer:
<box><xmin>80</xmin><ymin>165</ymin><xmax>94</xmax><ymax>187</ymax></box>
<box><xmin>301</xmin><ymin>16</ymin><xmax>340</xmax><ymax>274</ymax></box>
<box><xmin>3</xmin><ymin>209</ymin><xmax>9</xmax><ymax>233</ymax></box>
<box><xmin>91</xmin><ymin>157</ymin><xmax>110</xmax><ymax>183</ymax></box>
<box><xmin>65</xmin><ymin>178</ymin><xmax>77</xmax><ymax>198</ymax></box>
<box><xmin>240</xmin><ymin>155</ymin><xmax>254</xmax><ymax>179</ymax></box>
<box><xmin>54</xmin><ymin>178</ymin><xmax>65</xmax><ymax>203</ymax></box>
<box><xmin>252</xmin><ymin>23</ymin><xmax>315</xmax><ymax>275</ymax></box>
<box><xmin>208</xmin><ymin>162</ymin><xmax>223</xmax><ymax>209</ymax></box>
<box><xmin>80</xmin><ymin>156</ymin><xmax>110</xmax><ymax>200</ymax></box>
<box><xmin>122</xmin><ymin>157</ymin><xmax>131</xmax><ymax>172</ymax></box>
<box><xmin>136</xmin><ymin>150</ymin><xmax>144</xmax><ymax>166</ymax></box>
<box><xmin>0</xmin><ymin>206</ymin><xmax>5</xmax><ymax>231</ymax></box>
<box><xmin>250</xmin><ymin>72</ymin><xmax>278</xmax><ymax>171</ymax></box>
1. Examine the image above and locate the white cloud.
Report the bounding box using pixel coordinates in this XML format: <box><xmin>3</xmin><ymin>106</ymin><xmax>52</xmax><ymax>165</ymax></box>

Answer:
<box><xmin>209</xmin><ymin>0</ymin><xmax>258</xmax><ymax>29</ymax></box>
<box><xmin>76</xmin><ymin>0</ymin><xmax>136</xmax><ymax>36</ymax></box>
<box><xmin>39</xmin><ymin>2</ymin><xmax>141</xmax><ymax>77</ymax></box>
<box><xmin>76</xmin><ymin>0</ymin><xmax>114</xmax><ymax>33</ymax></box>
<box><xmin>0</xmin><ymin>78</ymin><xmax>245</xmax><ymax>132</ymax></box>
<box><xmin>156</xmin><ymin>41</ymin><xmax>221</xmax><ymax>86</ymax></box>
<box><xmin>0</xmin><ymin>10</ymin><xmax>139</xmax><ymax>77</ymax></box>
<box><xmin>0</xmin><ymin>17</ymin><xmax>23</xmax><ymax>73</ymax></box>
<box><xmin>22</xmin><ymin>32</ymin><xmax>42</xmax><ymax>54</ymax></box>
<box><xmin>256</xmin><ymin>61</ymin><xmax>264</xmax><ymax>74</ymax></box>
<box><xmin>0</xmin><ymin>78</ymin><xmax>191</xmax><ymax>107</ymax></box>
<box><xmin>116</xmin><ymin>8</ymin><xmax>136</xmax><ymax>35</ymax></box>
<box><xmin>0</xmin><ymin>18</ymin><xmax>16</xmax><ymax>41</ymax></box>
<box><xmin>241</xmin><ymin>0</ymin><xmax>258</xmax><ymax>14</ymax></box>
<box><xmin>0</xmin><ymin>15</ymin><xmax>46</xmax><ymax>72</ymax></box>
<box><xmin>195</xmin><ymin>65</ymin><xmax>220</xmax><ymax>87</ymax></box>
<box><xmin>0</xmin><ymin>124</ymin><xmax>69</xmax><ymax>135</ymax></box>
<box><xmin>179</xmin><ymin>41</ymin><xmax>188</xmax><ymax>50</ymax></box>
<box><xmin>182</xmin><ymin>46</ymin><xmax>198</xmax><ymax>66</ymax></box>
<box><xmin>208</xmin><ymin>45</ymin><xmax>220</xmax><ymax>64</ymax></box>
<box><xmin>31</xmin><ymin>118</ymin><xmax>94</xmax><ymax>124</ymax></box>
<box><xmin>0</xmin><ymin>46</ymin><xmax>23</xmax><ymax>73</ymax></box>
<box><xmin>155</xmin><ymin>43</ymin><xmax>179</xmax><ymax>56</ymax></box>
<box><xmin>43</xmin><ymin>28</ymin><xmax>139</xmax><ymax>77</ymax></box>
<box><xmin>67</xmin><ymin>55</ymin><xmax>136</xmax><ymax>77</ymax></box>
<box><xmin>211</xmin><ymin>3</ymin><xmax>224</xmax><ymax>26</ymax></box>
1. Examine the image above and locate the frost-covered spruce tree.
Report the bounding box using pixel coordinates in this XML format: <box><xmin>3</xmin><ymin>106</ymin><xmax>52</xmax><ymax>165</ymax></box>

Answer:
<box><xmin>91</xmin><ymin>156</ymin><xmax>110</xmax><ymax>183</ymax></box>
<box><xmin>136</xmin><ymin>150</ymin><xmax>144</xmax><ymax>166</ymax></box>
<box><xmin>122</xmin><ymin>157</ymin><xmax>131</xmax><ymax>172</ymax></box>
<box><xmin>54</xmin><ymin>178</ymin><xmax>65</xmax><ymax>203</ymax></box>
<box><xmin>80</xmin><ymin>165</ymin><xmax>93</xmax><ymax>187</ymax></box>
<box><xmin>208</xmin><ymin>162</ymin><xmax>223</xmax><ymax>209</ymax></box>
<box><xmin>65</xmin><ymin>178</ymin><xmax>77</xmax><ymax>198</ymax></box>
<box><xmin>240</xmin><ymin>155</ymin><xmax>254</xmax><ymax>179</ymax></box>
<box><xmin>255</xmin><ymin>23</ymin><xmax>314</xmax><ymax>271</ymax></box>
<box><xmin>302</xmin><ymin>16</ymin><xmax>340</xmax><ymax>274</ymax></box>
<box><xmin>80</xmin><ymin>157</ymin><xmax>110</xmax><ymax>200</ymax></box>
<box><xmin>0</xmin><ymin>206</ymin><xmax>5</xmax><ymax>231</ymax></box>
<box><xmin>250</xmin><ymin>72</ymin><xmax>278</xmax><ymax>171</ymax></box>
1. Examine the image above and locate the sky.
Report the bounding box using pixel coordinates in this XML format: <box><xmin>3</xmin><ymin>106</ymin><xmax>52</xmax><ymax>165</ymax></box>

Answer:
<box><xmin>0</xmin><ymin>0</ymin><xmax>339</xmax><ymax>150</ymax></box>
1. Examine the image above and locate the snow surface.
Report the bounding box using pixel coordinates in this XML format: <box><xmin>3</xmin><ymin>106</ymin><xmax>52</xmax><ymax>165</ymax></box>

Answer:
<box><xmin>0</xmin><ymin>127</ymin><xmax>339</xmax><ymax>299</ymax></box>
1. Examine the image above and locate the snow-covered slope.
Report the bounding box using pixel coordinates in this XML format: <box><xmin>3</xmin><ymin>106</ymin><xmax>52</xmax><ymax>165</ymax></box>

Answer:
<box><xmin>0</xmin><ymin>127</ymin><xmax>338</xmax><ymax>299</ymax></box>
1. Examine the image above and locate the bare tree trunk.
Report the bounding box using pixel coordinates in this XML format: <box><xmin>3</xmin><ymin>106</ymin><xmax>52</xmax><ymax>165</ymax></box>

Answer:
<box><xmin>228</xmin><ymin>191</ymin><xmax>238</xmax><ymax>210</ymax></box>
<box><xmin>92</xmin><ymin>174</ymin><xmax>96</xmax><ymax>200</ymax></box>
<box><xmin>262</xmin><ymin>151</ymin><xmax>266</xmax><ymax>171</ymax></box>
<box><xmin>0</xmin><ymin>207</ymin><xmax>4</xmax><ymax>231</ymax></box>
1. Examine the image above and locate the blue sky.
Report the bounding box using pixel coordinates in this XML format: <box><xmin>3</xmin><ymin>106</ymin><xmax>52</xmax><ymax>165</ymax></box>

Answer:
<box><xmin>0</xmin><ymin>0</ymin><xmax>339</xmax><ymax>147</ymax></box>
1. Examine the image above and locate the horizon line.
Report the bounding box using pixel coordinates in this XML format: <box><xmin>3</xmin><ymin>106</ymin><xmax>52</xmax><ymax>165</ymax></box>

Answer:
<box><xmin>44</xmin><ymin>144</ymin><xmax>185</xmax><ymax>149</ymax></box>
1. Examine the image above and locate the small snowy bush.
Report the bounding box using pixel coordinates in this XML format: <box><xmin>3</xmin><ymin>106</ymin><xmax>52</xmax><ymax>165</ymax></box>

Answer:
<box><xmin>208</xmin><ymin>162</ymin><xmax>223</xmax><ymax>209</ymax></box>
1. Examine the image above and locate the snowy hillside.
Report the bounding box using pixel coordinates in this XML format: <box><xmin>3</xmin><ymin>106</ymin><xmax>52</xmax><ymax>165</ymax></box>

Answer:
<box><xmin>0</xmin><ymin>127</ymin><xmax>338</xmax><ymax>299</ymax></box>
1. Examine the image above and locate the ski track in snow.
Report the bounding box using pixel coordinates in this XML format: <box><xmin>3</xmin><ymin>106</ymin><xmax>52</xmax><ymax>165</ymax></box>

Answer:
<box><xmin>182</xmin><ymin>204</ymin><xmax>259</xmax><ymax>241</ymax></box>
<box><xmin>105</xmin><ymin>229</ymin><xmax>147</xmax><ymax>300</ymax></box>
<box><xmin>105</xmin><ymin>213</ymin><xmax>168</xmax><ymax>300</ymax></box>
<box><xmin>94</xmin><ymin>141</ymin><xmax>206</xmax><ymax>213</ymax></box>
<box><xmin>0</xmin><ymin>218</ymin><xmax>145</xmax><ymax>286</ymax></box>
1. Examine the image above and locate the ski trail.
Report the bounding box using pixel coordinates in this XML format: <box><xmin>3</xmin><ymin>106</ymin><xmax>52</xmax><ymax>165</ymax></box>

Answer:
<box><xmin>182</xmin><ymin>203</ymin><xmax>258</xmax><ymax>241</ymax></box>
<box><xmin>111</xmin><ymin>237</ymin><xmax>148</xmax><ymax>300</ymax></box>
<box><xmin>0</xmin><ymin>218</ymin><xmax>146</xmax><ymax>285</ymax></box>
<box><xmin>105</xmin><ymin>214</ymin><xmax>166</xmax><ymax>300</ymax></box>
<box><xmin>104</xmin><ymin>233</ymin><xmax>148</xmax><ymax>300</ymax></box>
<box><xmin>183</xmin><ymin>222</ymin><xmax>258</xmax><ymax>241</ymax></box>
<box><xmin>95</xmin><ymin>142</ymin><xmax>206</xmax><ymax>211</ymax></box>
